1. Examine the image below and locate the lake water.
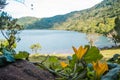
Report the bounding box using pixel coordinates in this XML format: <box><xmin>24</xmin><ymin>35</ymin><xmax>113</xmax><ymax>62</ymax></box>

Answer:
<box><xmin>0</xmin><ymin>30</ymin><xmax>115</xmax><ymax>54</ymax></box>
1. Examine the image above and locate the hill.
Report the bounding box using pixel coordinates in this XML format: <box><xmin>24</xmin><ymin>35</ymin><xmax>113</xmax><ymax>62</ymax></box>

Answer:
<box><xmin>18</xmin><ymin>0</ymin><xmax>120</xmax><ymax>34</ymax></box>
<box><xmin>17</xmin><ymin>17</ymin><xmax>39</xmax><ymax>29</ymax></box>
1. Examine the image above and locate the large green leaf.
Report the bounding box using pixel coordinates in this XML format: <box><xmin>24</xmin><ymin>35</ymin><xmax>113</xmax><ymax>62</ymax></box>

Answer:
<box><xmin>69</xmin><ymin>54</ymin><xmax>77</xmax><ymax>68</ymax></box>
<box><xmin>84</xmin><ymin>46</ymin><xmax>103</xmax><ymax>63</ymax></box>
<box><xmin>44</xmin><ymin>56</ymin><xmax>60</xmax><ymax>69</ymax></box>
<box><xmin>101</xmin><ymin>63</ymin><xmax>120</xmax><ymax>80</ymax></box>
<box><xmin>14</xmin><ymin>51</ymin><xmax>29</xmax><ymax>59</ymax></box>
<box><xmin>3</xmin><ymin>49</ymin><xmax>15</xmax><ymax>62</ymax></box>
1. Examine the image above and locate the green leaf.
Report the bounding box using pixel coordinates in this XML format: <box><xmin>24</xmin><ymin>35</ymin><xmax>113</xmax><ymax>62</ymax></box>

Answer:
<box><xmin>47</xmin><ymin>56</ymin><xmax>59</xmax><ymax>63</ymax></box>
<box><xmin>69</xmin><ymin>54</ymin><xmax>77</xmax><ymax>68</ymax></box>
<box><xmin>44</xmin><ymin>56</ymin><xmax>60</xmax><ymax>69</ymax></box>
<box><xmin>14</xmin><ymin>51</ymin><xmax>29</xmax><ymax>59</ymax></box>
<box><xmin>101</xmin><ymin>64</ymin><xmax>120</xmax><ymax>80</ymax></box>
<box><xmin>108</xmin><ymin>54</ymin><xmax>120</xmax><ymax>63</ymax></box>
<box><xmin>84</xmin><ymin>46</ymin><xmax>103</xmax><ymax>63</ymax></box>
<box><xmin>3</xmin><ymin>49</ymin><xmax>15</xmax><ymax>62</ymax></box>
<box><xmin>67</xmin><ymin>56</ymin><xmax>72</xmax><ymax>60</ymax></box>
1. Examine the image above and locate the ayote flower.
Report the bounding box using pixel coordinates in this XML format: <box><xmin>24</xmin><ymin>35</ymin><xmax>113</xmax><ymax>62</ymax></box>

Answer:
<box><xmin>60</xmin><ymin>62</ymin><xmax>68</xmax><ymax>68</ymax></box>
<box><xmin>92</xmin><ymin>61</ymin><xmax>108</xmax><ymax>79</ymax></box>
<box><xmin>72</xmin><ymin>46</ymin><xmax>87</xmax><ymax>60</ymax></box>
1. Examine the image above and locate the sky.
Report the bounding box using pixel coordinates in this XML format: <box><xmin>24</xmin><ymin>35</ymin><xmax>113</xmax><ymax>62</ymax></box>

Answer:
<box><xmin>4</xmin><ymin>0</ymin><xmax>103</xmax><ymax>18</ymax></box>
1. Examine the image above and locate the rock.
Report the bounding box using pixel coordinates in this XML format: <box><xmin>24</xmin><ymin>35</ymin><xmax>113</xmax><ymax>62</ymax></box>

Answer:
<box><xmin>0</xmin><ymin>60</ymin><xmax>55</xmax><ymax>80</ymax></box>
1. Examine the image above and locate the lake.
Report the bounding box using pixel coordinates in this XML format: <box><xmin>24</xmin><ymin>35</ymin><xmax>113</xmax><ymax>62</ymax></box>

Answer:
<box><xmin>0</xmin><ymin>30</ymin><xmax>115</xmax><ymax>54</ymax></box>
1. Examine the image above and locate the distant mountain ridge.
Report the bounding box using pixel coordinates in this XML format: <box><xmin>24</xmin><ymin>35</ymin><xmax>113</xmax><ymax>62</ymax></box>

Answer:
<box><xmin>17</xmin><ymin>0</ymin><xmax>120</xmax><ymax>34</ymax></box>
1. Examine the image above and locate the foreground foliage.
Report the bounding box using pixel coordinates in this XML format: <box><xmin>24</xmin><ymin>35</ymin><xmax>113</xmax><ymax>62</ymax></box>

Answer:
<box><xmin>32</xmin><ymin>45</ymin><xmax>118</xmax><ymax>80</ymax></box>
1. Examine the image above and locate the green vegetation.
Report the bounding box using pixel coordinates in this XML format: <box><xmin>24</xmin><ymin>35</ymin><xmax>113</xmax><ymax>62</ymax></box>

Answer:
<box><xmin>0</xmin><ymin>12</ymin><xmax>23</xmax><ymax>49</ymax></box>
<box><xmin>33</xmin><ymin>45</ymin><xmax>102</xmax><ymax>80</ymax></box>
<box><xmin>107</xmin><ymin>16</ymin><xmax>120</xmax><ymax>46</ymax></box>
<box><xmin>30</xmin><ymin>43</ymin><xmax>41</xmax><ymax>53</ymax></box>
<box><xmin>0</xmin><ymin>0</ymin><xmax>7</xmax><ymax>9</ymax></box>
<box><xmin>17</xmin><ymin>17</ymin><xmax>39</xmax><ymax>29</ymax></box>
<box><xmin>32</xmin><ymin>46</ymin><xmax>120</xmax><ymax>80</ymax></box>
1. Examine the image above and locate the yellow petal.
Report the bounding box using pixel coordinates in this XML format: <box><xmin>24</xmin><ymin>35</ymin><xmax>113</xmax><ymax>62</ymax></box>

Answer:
<box><xmin>78</xmin><ymin>46</ymin><xmax>87</xmax><ymax>59</ymax></box>
<box><xmin>92</xmin><ymin>61</ymin><xmax>108</xmax><ymax>78</ymax></box>
<box><xmin>83</xmin><ymin>47</ymin><xmax>87</xmax><ymax>53</ymax></box>
<box><xmin>78</xmin><ymin>46</ymin><xmax>83</xmax><ymax>53</ymax></box>
<box><xmin>72</xmin><ymin>46</ymin><xmax>78</xmax><ymax>54</ymax></box>
<box><xmin>60</xmin><ymin>62</ymin><xmax>68</xmax><ymax>68</ymax></box>
<box><xmin>72</xmin><ymin>46</ymin><xmax>87</xmax><ymax>60</ymax></box>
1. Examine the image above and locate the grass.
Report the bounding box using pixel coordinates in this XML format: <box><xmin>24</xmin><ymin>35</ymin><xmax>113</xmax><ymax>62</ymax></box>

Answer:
<box><xmin>29</xmin><ymin>48</ymin><xmax>120</xmax><ymax>62</ymax></box>
<box><xmin>29</xmin><ymin>53</ymin><xmax>68</xmax><ymax>62</ymax></box>
<box><xmin>100</xmin><ymin>48</ymin><xmax>120</xmax><ymax>60</ymax></box>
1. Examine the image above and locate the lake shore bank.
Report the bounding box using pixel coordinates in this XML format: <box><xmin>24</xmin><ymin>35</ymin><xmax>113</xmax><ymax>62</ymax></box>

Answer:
<box><xmin>29</xmin><ymin>48</ymin><xmax>120</xmax><ymax>61</ymax></box>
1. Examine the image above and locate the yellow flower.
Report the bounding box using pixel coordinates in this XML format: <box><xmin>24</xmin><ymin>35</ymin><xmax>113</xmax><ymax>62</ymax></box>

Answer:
<box><xmin>92</xmin><ymin>61</ymin><xmax>108</xmax><ymax>79</ymax></box>
<box><xmin>72</xmin><ymin>46</ymin><xmax>87</xmax><ymax>60</ymax></box>
<box><xmin>60</xmin><ymin>62</ymin><xmax>68</xmax><ymax>68</ymax></box>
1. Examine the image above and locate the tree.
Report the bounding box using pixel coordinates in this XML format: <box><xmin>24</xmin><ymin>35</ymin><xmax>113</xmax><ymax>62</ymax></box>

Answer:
<box><xmin>0</xmin><ymin>0</ymin><xmax>25</xmax><ymax>10</ymax></box>
<box><xmin>30</xmin><ymin>43</ymin><xmax>42</xmax><ymax>53</ymax></box>
<box><xmin>0</xmin><ymin>12</ymin><xmax>23</xmax><ymax>52</ymax></box>
<box><xmin>0</xmin><ymin>0</ymin><xmax>7</xmax><ymax>10</ymax></box>
<box><xmin>0</xmin><ymin>0</ymin><xmax>28</xmax><ymax>66</ymax></box>
<box><xmin>86</xmin><ymin>33</ymin><xmax>99</xmax><ymax>47</ymax></box>
<box><xmin>0</xmin><ymin>0</ymin><xmax>24</xmax><ymax>51</ymax></box>
<box><xmin>107</xmin><ymin>16</ymin><xmax>120</xmax><ymax>46</ymax></box>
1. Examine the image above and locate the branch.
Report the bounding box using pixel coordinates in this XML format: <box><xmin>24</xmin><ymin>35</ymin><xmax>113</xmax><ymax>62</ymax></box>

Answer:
<box><xmin>1</xmin><ymin>30</ymin><xmax>8</xmax><ymax>40</ymax></box>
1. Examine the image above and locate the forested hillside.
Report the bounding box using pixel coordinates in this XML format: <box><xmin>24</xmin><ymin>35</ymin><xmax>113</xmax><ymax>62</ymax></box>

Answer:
<box><xmin>18</xmin><ymin>0</ymin><xmax>120</xmax><ymax>34</ymax></box>
<box><xmin>17</xmin><ymin>17</ymin><xmax>39</xmax><ymax>29</ymax></box>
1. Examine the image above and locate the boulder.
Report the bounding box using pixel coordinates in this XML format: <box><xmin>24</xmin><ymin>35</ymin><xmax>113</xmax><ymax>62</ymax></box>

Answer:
<box><xmin>0</xmin><ymin>60</ymin><xmax>55</xmax><ymax>80</ymax></box>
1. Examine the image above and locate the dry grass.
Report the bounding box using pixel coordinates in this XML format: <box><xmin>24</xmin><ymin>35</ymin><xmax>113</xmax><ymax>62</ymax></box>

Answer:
<box><xmin>100</xmin><ymin>48</ymin><xmax>120</xmax><ymax>60</ymax></box>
